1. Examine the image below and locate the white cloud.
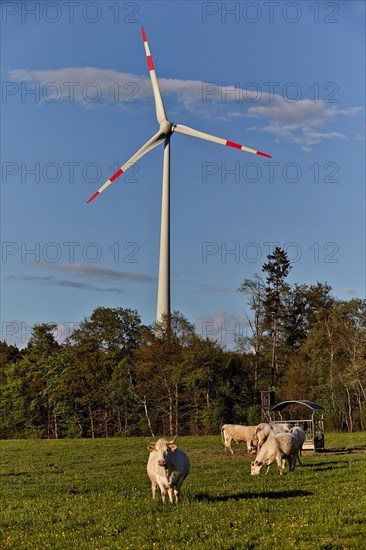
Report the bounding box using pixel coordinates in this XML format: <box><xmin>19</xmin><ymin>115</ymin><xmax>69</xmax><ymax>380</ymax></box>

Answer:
<box><xmin>248</xmin><ymin>101</ymin><xmax>361</xmax><ymax>126</ymax></box>
<box><xmin>8</xmin><ymin>67</ymin><xmax>362</xmax><ymax>151</ymax></box>
<box><xmin>53</xmin><ymin>322</ymin><xmax>81</xmax><ymax>344</ymax></box>
<box><xmin>247</xmin><ymin>100</ymin><xmax>361</xmax><ymax>151</ymax></box>
<box><xmin>342</xmin><ymin>288</ymin><xmax>358</xmax><ymax>296</ymax></box>
<box><xmin>251</xmin><ymin>123</ymin><xmax>346</xmax><ymax>152</ymax></box>
<box><xmin>195</xmin><ymin>309</ymin><xmax>249</xmax><ymax>350</ymax></box>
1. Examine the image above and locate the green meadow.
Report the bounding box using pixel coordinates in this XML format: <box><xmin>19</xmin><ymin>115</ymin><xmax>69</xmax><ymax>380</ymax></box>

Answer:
<box><xmin>1</xmin><ymin>433</ymin><xmax>365</xmax><ymax>549</ymax></box>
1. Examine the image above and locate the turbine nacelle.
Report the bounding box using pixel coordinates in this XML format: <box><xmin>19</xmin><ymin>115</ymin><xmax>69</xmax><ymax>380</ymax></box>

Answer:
<box><xmin>159</xmin><ymin>120</ymin><xmax>173</xmax><ymax>137</ymax></box>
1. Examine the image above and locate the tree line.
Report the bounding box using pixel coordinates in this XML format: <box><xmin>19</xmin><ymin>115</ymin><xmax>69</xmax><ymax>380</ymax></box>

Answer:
<box><xmin>0</xmin><ymin>247</ymin><xmax>365</xmax><ymax>438</ymax></box>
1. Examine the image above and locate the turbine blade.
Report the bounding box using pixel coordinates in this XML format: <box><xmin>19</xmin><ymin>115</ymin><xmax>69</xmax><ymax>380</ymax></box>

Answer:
<box><xmin>173</xmin><ymin>124</ymin><xmax>272</xmax><ymax>158</ymax></box>
<box><xmin>86</xmin><ymin>131</ymin><xmax>164</xmax><ymax>203</ymax></box>
<box><xmin>141</xmin><ymin>27</ymin><xmax>167</xmax><ymax>124</ymax></box>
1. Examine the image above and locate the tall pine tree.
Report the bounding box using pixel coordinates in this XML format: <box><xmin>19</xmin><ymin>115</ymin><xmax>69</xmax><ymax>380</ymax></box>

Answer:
<box><xmin>262</xmin><ymin>247</ymin><xmax>291</xmax><ymax>387</ymax></box>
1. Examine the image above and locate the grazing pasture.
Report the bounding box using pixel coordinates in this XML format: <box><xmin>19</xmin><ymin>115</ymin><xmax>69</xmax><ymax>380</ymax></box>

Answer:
<box><xmin>0</xmin><ymin>433</ymin><xmax>365</xmax><ymax>549</ymax></box>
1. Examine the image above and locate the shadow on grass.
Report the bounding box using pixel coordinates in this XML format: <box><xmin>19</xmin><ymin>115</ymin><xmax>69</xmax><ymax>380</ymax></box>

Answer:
<box><xmin>302</xmin><ymin>460</ymin><xmax>350</xmax><ymax>471</ymax></box>
<box><xmin>302</xmin><ymin>460</ymin><xmax>342</xmax><ymax>467</ymax></box>
<box><xmin>2</xmin><ymin>472</ymin><xmax>30</xmax><ymax>477</ymax></box>
<box><xmin>305</xmin><ymin>464</ymin><xmax>348</xmax><ymax>472</ymax></box>
<box><xmin>194</xmin><ymin>489</ymin><xmax>313</xmax><ymax>502</ymax></box>
<box><xmin>317</xmin><ymin>447</ymin><xmax>366</xmax><ymax>454</ymax></box>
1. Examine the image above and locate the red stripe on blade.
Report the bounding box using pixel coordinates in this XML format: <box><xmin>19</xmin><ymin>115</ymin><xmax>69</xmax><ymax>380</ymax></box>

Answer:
<box><xmin>87</xmin><ymin>191</ymin><xmax>100</xmax><ymax>204</ymax></box>
<box><xmin>110</xmin><ymin>168</ymin><xmax>124</xmax><ymax>182</ymax></box>
<box><xmin>226</xmin><ymin>140</ymin><xmax>242</xmax><ymax>150</ymax></box>
<box><xmin>147</xmin><ymin>56</ymin><xmax>154</xmax><ymax>71</ymax></box>
<box><xmin>256</xmin><ymin>151</ymin><xmax>272</xmax><ymax>158</ymax></box>
<box><xmin>141</xmin><ymin>27</ymin><xmax>147</xmax><ymax>42</ymax></box>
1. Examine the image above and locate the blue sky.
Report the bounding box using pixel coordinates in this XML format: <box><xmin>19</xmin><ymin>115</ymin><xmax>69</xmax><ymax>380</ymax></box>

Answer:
<box><xmin>1</xmin><ymin>0</ymin><xmax>365</xmax><ymax>347</ymax></box>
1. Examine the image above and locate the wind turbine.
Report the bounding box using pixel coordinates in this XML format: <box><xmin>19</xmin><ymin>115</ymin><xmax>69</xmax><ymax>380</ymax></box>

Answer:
<box><xmin>87</xmin><ymin>28</ymin><xmax>272</xmax><ymax>323</ymax></box>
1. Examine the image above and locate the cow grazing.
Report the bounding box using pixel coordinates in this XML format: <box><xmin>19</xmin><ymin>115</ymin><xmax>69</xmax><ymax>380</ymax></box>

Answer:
<box><xmin>255</xmin><ymin>422</ymin><xmax>292</xmax><ymax>450</ymax></box>
<box><xmin>251</xmin><ymin>432</ymin><xmax>300</xmax><ymax>476</ymax></box>
<box><xmin>221</xmin><ymin>424</ymin><xmax>258</xmax><ymax>454</ymax></box>
<box><xmin>147</xmin><ymin>438</ymin><xmax>190</xmax><ymax>504</ymax></box>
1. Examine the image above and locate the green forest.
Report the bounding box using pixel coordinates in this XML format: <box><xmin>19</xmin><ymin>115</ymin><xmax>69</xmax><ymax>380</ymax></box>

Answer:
<box><xmin>1</xmin><ymin>247</ymin><xmax>365</xmax><ymax>439</ymax></box>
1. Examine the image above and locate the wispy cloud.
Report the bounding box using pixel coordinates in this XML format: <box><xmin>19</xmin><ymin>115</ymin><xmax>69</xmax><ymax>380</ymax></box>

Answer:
<box><xmin>8</xmin><ymin>67</ymin><xmax>362</xmax><ymax>151</ymax></box>
<box><xmin>247</xmin><ymin>102</ymin><xmax>361</xmax><ymax>152</ymax></box>
<box><xmin>37</xmin><ymin>262</ymin><xmax>156</xmax><ymax>283</ymax></box>
<box><xmin>7</xmin><ymin>275</ymin><xmax>53</xmax><ymax>283</ymax></box>
<box><xmin>249</xmin><ymin>123</ymin><xmax>346</xmax><ymax>152</ymax></box>
<box><xmin>195</xmin><ymin>283</ymin><xmax>236</xmax><ymax>294</ymax></box>
<box><xmin>342</xmin><ymin>288</ymin><xmax>358</xmax><ymax>297</ymax></box>
<box><xmin>7</xmin><ymin>262</ymin><xmax>156</xmax><ymax>294</ymax></box>
<box><xmin>8</xmin><ymin>274</ymin><xmax>125</xmax><ymax>294</ymax></box>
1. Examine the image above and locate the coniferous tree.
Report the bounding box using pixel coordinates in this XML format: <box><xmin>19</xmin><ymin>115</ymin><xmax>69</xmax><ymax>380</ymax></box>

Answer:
<box><xmin>262</xmin><ymin>246</ymin><xmax>291</xmax><ymax>387</ymax></box>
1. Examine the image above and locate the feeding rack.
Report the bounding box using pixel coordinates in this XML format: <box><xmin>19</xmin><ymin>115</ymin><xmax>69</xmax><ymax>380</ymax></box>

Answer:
<box><xmin>270</xmin><ymin>400</ymin><xmax>325</xmax><ymax>451</ymax></box>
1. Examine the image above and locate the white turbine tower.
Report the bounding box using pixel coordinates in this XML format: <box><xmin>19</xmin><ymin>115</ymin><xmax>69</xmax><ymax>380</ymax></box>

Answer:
<box><xmin>87</xmin><ymin>28</ymin><xmax>272</xmax><ymax>323</ymax></box>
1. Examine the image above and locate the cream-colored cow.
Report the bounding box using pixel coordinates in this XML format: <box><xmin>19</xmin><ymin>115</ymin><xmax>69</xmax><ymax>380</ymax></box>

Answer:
<box><xmin>221</xmin><ymin>424</ymin><xmax>258</xmax><ymax>454</ymax></box>
<box><xmin>147</xmin><ymin>438</ymin><xmax>190</xmax><ymax>504</ymax></box>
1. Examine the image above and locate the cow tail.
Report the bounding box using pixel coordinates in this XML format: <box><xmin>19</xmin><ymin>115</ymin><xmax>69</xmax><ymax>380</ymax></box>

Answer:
<box><xmin>221</xmin><ymin>425</ymin><xmax>225</xmax><ymax>443</ymax></box>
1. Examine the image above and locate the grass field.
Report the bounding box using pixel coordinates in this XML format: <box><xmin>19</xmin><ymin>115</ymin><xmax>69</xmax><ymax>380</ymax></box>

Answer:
<box><xmin>1</xmin><ymin>433</ymin><xmax>365</xmax><ymax>549</ymax></box>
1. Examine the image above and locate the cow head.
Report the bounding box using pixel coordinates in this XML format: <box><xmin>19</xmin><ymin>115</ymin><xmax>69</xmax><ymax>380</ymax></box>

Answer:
<box><xmin>251</xmin><ymin>460</ymin><xmax>263</xmax><ymax>476</ymax></box>
<box><xmin>147</xmin><ymin>438</ymin><xmax>177</xmax><ymax>467</ymax></box>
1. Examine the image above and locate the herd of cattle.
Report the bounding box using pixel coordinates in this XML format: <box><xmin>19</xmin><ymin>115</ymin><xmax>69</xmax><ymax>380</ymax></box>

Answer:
<box><xmin>147</xmin><ymin>422</ymin><xmax>306</xmax><ymax>503</ymax></box>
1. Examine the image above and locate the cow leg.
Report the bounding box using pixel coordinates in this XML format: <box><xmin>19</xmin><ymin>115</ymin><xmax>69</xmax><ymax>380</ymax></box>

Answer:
<box><xmin>167</xmin><ymin>487</ymin><xmax>174</xmax><ymax>504</ymax></box>
<box><xmin>248</xmin><ymin>441</ymin><xmax>256</xmax><ymax>454</ymax></box>
<box><xmin>290</xmin><ymin>451</ymin><xmax>298</xmax><ymax>472</ymax></box>
<box><xmin>225</xmin><ymin>444</ymin><xmax>233</xmax><ymax>455</ymax></box>
<box><xmin>174</xmin><ymin>477</ymin><xmax>185</xmax><ymax>504</ymax></box>
<box><xmin>277</xmin><ymin>456</ymin><xmax>286</xmax><ymax>475</ymax></box>
<box><xmin>157</xmin><ymin>481</ymin><xmax>167</xmax><ymax>504</ymax></box>
<box><xmin>279</xmin><ymin>465</ymin><xmax>286</xmax><ymax>476</ymax></box>
<box><xmin>151</xmin><ymin>481</ymin><xmax>160</xmax><ymax>499</ymax></box>
<box><xmin>225</xmin><ymin>438</ymin><xmax>233</xmax><ymax>455</ymax></box>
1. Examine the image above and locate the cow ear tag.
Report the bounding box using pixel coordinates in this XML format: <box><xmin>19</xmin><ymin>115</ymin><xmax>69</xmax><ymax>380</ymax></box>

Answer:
<box><xmin>170</xmin><ymin>445</ymin><xmax>177</xmax><ymax>451</ymax></box>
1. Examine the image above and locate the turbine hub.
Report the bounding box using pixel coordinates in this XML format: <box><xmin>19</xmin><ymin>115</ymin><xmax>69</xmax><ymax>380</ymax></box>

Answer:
<box><xmin>160</xmin><ymin>120</ymin><xmax>173</xmax><ymax>136</ymax></box>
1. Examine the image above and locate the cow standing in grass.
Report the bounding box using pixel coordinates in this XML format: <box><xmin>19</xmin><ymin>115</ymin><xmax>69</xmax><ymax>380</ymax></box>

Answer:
<box><xmin>251</xmin><ymin>432</ymin><xmax>300</xmax><ymax>476</ymax></box>
<box><xmin>255</xmin><ymin>422</ymin><xmax>292</xmax><ymax>450</ymax></box>
<box><xmin>147</xmin><ymin>438</ymin><xmax>190</xmax><ymax>504</ymax></box>
<box><xmin>290</xmin><ymin>426</ymin><xmax>306</xmax><ymax>465</ymax></box>
<box><xmin>221</xmin><ymin>424</ymin><xmax>258</xmax><ymax>454</ymax></box>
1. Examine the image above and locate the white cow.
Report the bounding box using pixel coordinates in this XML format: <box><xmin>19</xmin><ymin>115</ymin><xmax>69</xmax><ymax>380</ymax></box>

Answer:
<box><xmin>290</xmin><ymin>426</ymin><xmax>306</xmax><ymax>465</ymax></box>
<box><xmin>251</xmin><ymin>432</ymin><xmax>300</xmax><ymax>476</ymax></box>
<box><xmin>147</xmin><ymin>438</ymin><xmax>190</xmax><ymax>504</ymax></box>
<box><xmin>255</xmin><ymin>422</ymin><xmax>292</xmax><ymax>450</ymax></box>
<box><xmin>221</xmin><ymin>424</ymin><xmax>258</xmax><ymax>454</ymax></box>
